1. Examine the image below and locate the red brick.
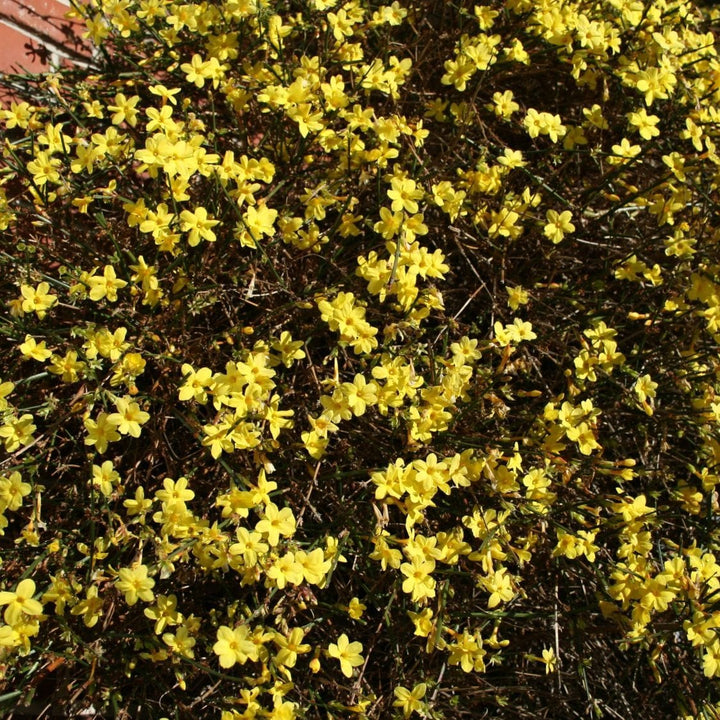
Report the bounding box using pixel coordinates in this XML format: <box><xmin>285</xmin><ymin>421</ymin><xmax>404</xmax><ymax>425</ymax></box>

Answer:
<box><xmin>0</xmin><ymin>0</ymin><xmax>89</xmax><ymax>74</ymax></box>
<box><xmin>0</xmin><ymin>20</ymin><xmax>52</xmax><ymax>72</ymax></box>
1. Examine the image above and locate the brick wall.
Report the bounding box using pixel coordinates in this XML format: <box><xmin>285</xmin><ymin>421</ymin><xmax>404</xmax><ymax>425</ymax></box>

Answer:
<box><xmin>0</xmin><ymin>0</ymin><xmax>89</xmax><ymax>74</ymax></box>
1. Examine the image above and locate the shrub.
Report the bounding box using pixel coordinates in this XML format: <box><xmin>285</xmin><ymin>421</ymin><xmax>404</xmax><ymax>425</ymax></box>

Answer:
<box><xmin>1</xmin><ymin>0</ymin><xmax>720</xmax><ymax>718</ymax></box>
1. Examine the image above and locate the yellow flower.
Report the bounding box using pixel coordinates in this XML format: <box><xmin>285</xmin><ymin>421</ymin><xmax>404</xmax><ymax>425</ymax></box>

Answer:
<box><xmin>506</xmin><ymin>285</ymin><xmax>529</xmax><ymax>310</ymax></box>
<box><xmin>274</xmin><ymin>627</ymin><xmax>311</xmax><ymax>668</ymax></box>
<box><xmin>84</xmin><ymin>326</ymin><xmax>129</xmax><ymax>362</ymax></box>
<box><xmin>541</xmin><ymin>647</ymin><xmax>557</xmax><ymax>674</ymax></box>
<box><xmin>155</xmin><ymin>477</ymin><xmax>194</xmax><ymax>504</ymax></box>
<box><xmin>288</xmin><ymin>103</ymin><xmax>325</xmax><ymax>137</ymax></box>
<box><xmin>341</xmin><ymin>374</ymin><xmax>378</xmax><ymax>416</ymax></box>
<box><xmin>229</xmin><ymin>528</ymin><xmax>268</xmax><ymax>567</ymax></box>
<box><xmin>163</xmin><ymin>626</ymin><xmax>196</xmax><ymax>659</ymax></box>
<box><xmin>144</xmin><ymin>594</ymin><xmax>180</xmax><ymax>635</ymax></box>
<box><xmin>71</xmin><ymin>585</ymin><xmax>103</xmax><ymax>627</ymax></box>
<box><xmin>634</xmin><ymin>374</ymin><xmax>658</xmax><ymax>416</ymax></box>
<box><xmin>271</xmin><ymin>331</ymin><xmax>306</xmax><ymax>367</ymax></box>
<box><xmin>87</xmin><ymin>265</ymin><xmax>128</xmax><ymax>302</ymax></box>
<box><xmin>48</xmin><ymin>351</ymin><xmax>86</xmax><ymax>383</ymax></box>
<box><xmin>634</xmin><ymin>65</ymin><xmax>676</xmax><ymax>106</ymax></box>
<box><xmin>0</xmin><ymin>579</ymin><xmax>44</xmax><ymax>625</ymax></box>
<box><xmin>565</xmin><ymin>422</ymin><xmax>601</xmax><ymax>455</ymax></box>
<box><xmin>400</xmin><ymin>556</ymin><xmax>436</xmax><ymax>602</ymax></box>
<box><xmin>179</xmin><ymin>206</ymin><xmax>219</xmax><ymax>246</ymax></box>
<box><xmin>26</xmin><ymin>151</ymin><xmax>61</xmax><ymax>186</ymax></box>
<box><xmin>149</xmin><ymin>84</ymin><xmax>180</xmax><ymax>105</ymax></box>
<box><xmin>0</xmin><ymin>414</ymin><xmax>36</xmax><ymax>452</ymax></box>
<box><xmin>610</xmin><ymin>138</ymin><xmax>641</xmax><ymax>165</ymax></box>
<box><xmin>408</xmin><ymin>608</ymin><xmax>434</xmax><ymax>637</ymax></box>
<box><xmin>480</xmin><ymin>566</ymin><xmax>516</xmax><ymax>608</ymax></box>
<box><xmin>488</xmin><ymin>208</ymin><xmax>522</xmax><ymax>239</ymax></box>
<box><xmin>123</xmin><ymin>486</ymin><xmax>152</xmax><ymax>517</ymax></box>
<box><xmin>387</xmin><ymin>176</ymin><xmax>423</xmax><ymax>214</ymax></box>
<box><xmin>681</xmin><ymin>117</ymin><xmax>704</xmax><ymax>152</ymax></box>
<box><xmin>703</xmin><ymin>642</ymin><xmax>720</xmax><ymax>678</ymax></box>
<box><xmin>627</xmin><ymin>108</ymin><xmax>660</xmax><ymax>140</ymax></box>
<box><xmin>634</xmin><ymin>374</ymin><xmax>658</xmax><ymax>403</ymax></box>
<box><xmin>238</xmin><ymin>203</ymin><xmax>278</xmax><ymax>247</ymax></box>
<box><xmin>0</xmin><ymin>379</ymin><xmax>14</xmax><ymax>412</ymax></box>
<box><xmin>448</xmin><ymin>630</ymin><xmax>486</xmax><ymax>672</ymax></box>
<box><xmin>1</xmin><ymin>100</ymin><xmax>33</xmax><ymax>129</ymax></box>
<box><xmin>112</xmin><ymin>352</ymin><xmax>146</xmax><ymax>389</ymax></box>
<box><xmin>107</xmin><ymin>93</ymin><xmax>140</xmax><ymax>127</ymax></box>
<box><xmin>0</xmin><ymin>471</ymin><xmax>31</xmax><ymax>512</ymax></box>
<box><xmin>327</xmin><ymin>633</ymin><xmax>364</xmax><ymax>678</ymax></box>
<box><xmin>582</xmin><ymin>104</ymin><xmax>608</xmax><ymax>130</ymax></box>
<box><xmin>91</xmin><ymin>460</ymin><xmax>120</xmax><ymax>497</ymax></box>
<box><xmin>494</xmin><ymin>318</ymin><xmax>537</xmax><ymax>345</ymax></box>
<box><xmin>489</xmin><ymin>89</ymin><xmax>519</xmax><ymax>120</ymax></box>
<box><xmin>393</xmin><ymin>683</ymin><xmax>427</xmax><ymax>717</ymax></box>
<box><xmin>294</xmin><ymin>547</ymin><xmax>331</xmax><ymax>585</ymax></box>
<box><xmin>107</xmin><ymin>396</ymin><xmax>150</xmax><ymax>437</ymax></box>
<box><xmin>116</xmin><ymin>564</ymin><xmax>155</xmax><ymax>605</ymax></box>
<box><xmin>543</xmin><ymin>210</ymin><xmax>575</xmax><ymax>244</ymax></box>
<box><xmin>19</xmin><ymin>282</ymin><xmax>57</xmax><ymax>319</ymax></box>
<box><xmin>498</xmin><ymin>148</ymin><xmax>525</xmax><ymax>169</ymax></box>
<box><xmin>180</xmin><ymin>54</ymin><xmax>224</xmax><ymax>89</ymax></box>
<box><xmin>523</xmin><ymin>109</ymin><xmax>566</xmax><ymax>142</ymax></box>
<box><xmin>266</xmin><ymin>551</ymin><xmax>303</xmax><ymax>589</ymax></box>
<box><xmin>348</xmin><ymin>597</ymin><xmax>366</xmax><ymax>620</ymax></box>
<box><xmin>42</xmin><ymin>574</ymin><xmax>79</xmax><ymax>615</ymax></box>
<box><xmin>373</xmin><ymin>206</ymin><xmax>403</xmax><ymax>239</ymax></box>
<box><xmin>19</xmin><ymin>335</ymin><xmax>52</xmax><ymax>362</ymax></box>
<box><xmin>178</xmin><ymin>364</ymin><xmax>214</xmax><ymax>403</ymax></box>
<box><xmin>327</xmin><ymin>8</ymin><xmax>355</xmax><ymax>42</ymax></box>
<box><xmin>441</xmin><ymin>56</ymin><xmax>475</xmax><ymax>91</ymax></box>
<box><xmin>255</xmin><ymin>503</ymin><xmax>296</xmax><ymax>547</ymax></box>
<box><xmin>83</xmin><ymin>412</ymin><xmax>121</xmax><ymax>454</ymax></box>
<box><xmin>213</xmin><ymin>624</ymin><xmax>259</xmax><ymax>668</ymax></box>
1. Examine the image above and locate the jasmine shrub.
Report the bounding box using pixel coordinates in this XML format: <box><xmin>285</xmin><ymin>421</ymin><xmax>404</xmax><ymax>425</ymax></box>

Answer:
<box><xmin>1</xmin><ymin>0</ymin><xmax>720</xmax><ymax>718</ymax></box>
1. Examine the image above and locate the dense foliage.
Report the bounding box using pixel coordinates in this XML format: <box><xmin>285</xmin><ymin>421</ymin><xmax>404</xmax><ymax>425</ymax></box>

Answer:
<box><xmin>1</xmin><ymin>0</ymin><xmax>720</xmax><ymax>717</ymax></box>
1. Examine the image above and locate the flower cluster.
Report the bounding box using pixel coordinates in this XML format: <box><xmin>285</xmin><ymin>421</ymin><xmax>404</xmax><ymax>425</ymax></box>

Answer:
<box><xmin>1</xmin><ymin>0</ymin><xmax>720</xmax><ymax>717</ymax></box>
